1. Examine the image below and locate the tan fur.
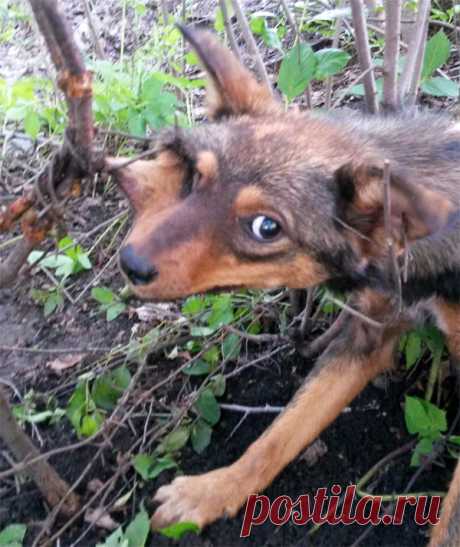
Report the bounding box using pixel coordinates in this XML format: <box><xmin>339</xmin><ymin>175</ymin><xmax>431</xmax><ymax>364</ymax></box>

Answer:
<box><xmin>429</xmin><ymin>461</ymin><xmax>460</xmax><ymax>547</ymax></box>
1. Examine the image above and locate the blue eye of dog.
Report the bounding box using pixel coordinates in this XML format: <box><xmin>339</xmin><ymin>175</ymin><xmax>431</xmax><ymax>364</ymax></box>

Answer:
<box><xmin>250</xmin><ymin>216</ymin><xmax>281</xmax><ymax>241</ymax></box>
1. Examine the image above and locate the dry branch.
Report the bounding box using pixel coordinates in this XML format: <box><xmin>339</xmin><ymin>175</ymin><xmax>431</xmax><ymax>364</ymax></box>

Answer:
<box><xmin>219</xmin><ymin>0</ymin><xmax>241</xmax><ymax>60</ymax></box>
<box><xmin>0</xmin><ymin>0</ymin><xmax>99</xmax><ymax>289</ymax></box>
<box><xmin>0</xmin><ymin>386</ymin><xmax>80</xmax><ymax>515</ymax></box>
<box><xmin>398</xmin><ymin>0</ymin><xmax>431</xmax><ymax>105</ymax></box>
<box><xmin>382</xmin><ymin>0</ymin><xmax>402</xmax><ymax>110</ymax></box>
<box><xmin>0</xmin><ymin>0</ymin><xmax>101</xmax><ymax>520</ymax></box>
<box><xmin>350</xmin><ymin>0</ymin><xmax>379</xmax><ymax>113</ymax></box>
<box><xmin>230</xmin><ymin>0</ymin><xmax>272</xmax><ymax>91</ymax></box>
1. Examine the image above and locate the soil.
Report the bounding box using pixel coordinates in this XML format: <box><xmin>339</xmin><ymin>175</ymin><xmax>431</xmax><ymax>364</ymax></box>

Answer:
<box><xmin>0</xmin><ymin>319</ymin><xmax>456</xmax><ymax>546</ymax></box>
<box><xmin>1</xmin><ymin>1</ymin><xmax>459</xmax><ymax>546</ymax></box>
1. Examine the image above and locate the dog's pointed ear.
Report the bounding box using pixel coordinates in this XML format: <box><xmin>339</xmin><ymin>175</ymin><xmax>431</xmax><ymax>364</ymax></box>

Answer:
<box><xmin>178</xmin><ymin>24</ymin><xmax>280</xmax><ymax>119</ymax></box>
<box><xmin>333</xmin><ymin>163</ymin><xmax>454</xmax><ymax>244</ymax></box>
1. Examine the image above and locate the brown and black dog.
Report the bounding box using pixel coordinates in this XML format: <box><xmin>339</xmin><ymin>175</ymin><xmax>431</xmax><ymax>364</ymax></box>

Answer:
<box><xmin>108</xmin><ymin>27</ymin><xmax>460</xmax><ymax>546</ymax></box>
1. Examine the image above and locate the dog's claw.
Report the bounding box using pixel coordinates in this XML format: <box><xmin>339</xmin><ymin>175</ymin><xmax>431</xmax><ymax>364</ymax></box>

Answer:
<box><xmin>151</xmin><ymin>468</ymin><xmax>245</xmax><ymax>531</ymax></box>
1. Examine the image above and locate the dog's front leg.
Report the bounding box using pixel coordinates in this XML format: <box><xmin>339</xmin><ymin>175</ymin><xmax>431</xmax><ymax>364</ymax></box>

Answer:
<box><xmin>151</xmin><ymin>307</ymin><xmax>402</xmax><ymax>530</ymax></box>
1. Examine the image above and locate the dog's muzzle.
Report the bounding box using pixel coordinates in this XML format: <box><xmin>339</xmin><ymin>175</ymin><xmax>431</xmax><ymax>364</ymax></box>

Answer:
<box><xmin>119</xmin><ymin>244</ymin><xmax>158</xmax><ymax>285</ymax></box>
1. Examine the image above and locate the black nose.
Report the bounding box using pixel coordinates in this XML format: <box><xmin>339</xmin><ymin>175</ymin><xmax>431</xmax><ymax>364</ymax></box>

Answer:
<box><xmin>119</xmin><ymin>245</ymin><xmax>158</xmax><ymax>285</ymax></box>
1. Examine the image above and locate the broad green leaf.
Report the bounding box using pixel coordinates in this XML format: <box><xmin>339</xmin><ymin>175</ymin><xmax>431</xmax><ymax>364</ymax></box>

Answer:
<box><xmin>405</xmin><ymin>396</ymin><xmax>447</xmax><ymax>438</ymax></box>
<box><xmin>278</xmin><ymin>43</ymin><xmax>317</xmax><ymax>100</ymax></box>
<box><xmin>106</xmin><ymin>302</ymin><xmax>126</xmax><ymax>321</ymax></box>
<box><xmin>92</xmin><ymin>287</ymin><xmax>115</xmax><ymax>305</ymax></box>
<box><xmin>195</xmin><ymin>389</ymin><xmax>220</xmax><ymax>426</ymax></box>
<box><xmin>133</xmin><ymin>454</ymin><xmax>177</xmax><ymax>480</ymax></box>
<box><xmin>0</xmin><ymin>523</ymin><xmax>27</xmax><ymax>546</ymax></box>
<box><xmin>191</xmin><ymin>420</ymin><xmax>212</xmax><ymax>454</ymax></box>
<box><xmin>182</xmin><ymin>295</ymin><xmax>206</xmax><ymax>316</ymax></box>
<box><xmin>209</xmin><ymin>374</ymin><xmax>226</xmax><ymax>397</ymax></box>
<box><xmin>127</xmin><ymin>111</ymin><xmax>145</xmax><ymax>137</ymax></box>
<box><xmin>160</xmin><ymin>426</ymin><xmax>190</xmax><ymax>453</ymax></box>
<box><xmin>24</xmin><ymin>110</ymin><xmax>40</xmax><ymax>139</ymax></box>
<box><xmin>44</xmin><ymin>292</ymin><xmax>63</xmax><ymax>317</ymax></box>
<box><xmin>314</xmin><ymin>48</ymin><xmax>350</xmax><ymax>79</ymax></box>
<box><xmin>158</xmin><ymin>522</ymin><xmax>200</xmax><ymax>540</ymax></box>
<box><xmin>80</xmin><ymin>412</ymin><xmax>104</xmax><ymax>437</ymax></box>
<box><xmin>222</xmin><ymin>333</ymin><xmax>241</xmax><ymax>361</ymax></box>
<box><xmin>96</xmin><ymin>527</ymin><xmax>127</xmax><ymax>547</ymax></box>
<box><xmin>421</xmin><ymin>30</ymin><xmax>451</xmax><ymax>80</ymax></box>
<box><xmin>421</xmin><ymin>77</ymin><xmax>459</xmax><ymax>98</ymax></box>
<box><xmin>183</xmin><ymin>360</ymin><xmax>211</xmax><ymax>376</ymax></box>
<box><xmin>411</xmin><ymin>437</ymin><xmax>433</xmax><ymax>467</ymax></box>
<box><xmin>124</xmin><ymin>507</ymin><xmax>150</xmax><ymax>547</ymax></box>
<box><xmin>214</xmin><ymin>7</ymin><xmax>225</xmax><ymax>32</ymax></box>
<box><xmin>208</xmin><ymin>295</ymin><xmax>234</xmax><ymax>329</ymax></box>
<box><xmin>404</xmin><ymin>332</ymin><xmax>422</xmax><ymax>369</ymax></box>
<box><xmin>92</xmin><ymin>366</ymin><xmax>131</xmax><ymax>410</ymax></box>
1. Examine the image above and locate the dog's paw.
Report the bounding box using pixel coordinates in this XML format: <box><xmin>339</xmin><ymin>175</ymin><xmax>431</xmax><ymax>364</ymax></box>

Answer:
<box><xmin>151</xmin><ymin>467</ymin><xmax>244</xmax><ymax>530</ymax></box>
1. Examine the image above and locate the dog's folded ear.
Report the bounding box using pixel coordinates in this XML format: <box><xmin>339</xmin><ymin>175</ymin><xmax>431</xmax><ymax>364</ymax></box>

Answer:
<box><xmin>178</xmin><ymin>24</ymin><xmax>280</xmax><ymax>120</ymax></box>
<box><xmin>333</xmin><ymin>163</ymin><xmax>455</xmax><ymax>247</ymax></box>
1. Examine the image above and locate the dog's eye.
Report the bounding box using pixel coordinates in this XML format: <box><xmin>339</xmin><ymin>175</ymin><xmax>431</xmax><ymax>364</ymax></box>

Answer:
<box><xmin>250</xmin><ymin>216</ymin><xmax>281</xmax><ymax>241</ymax></box>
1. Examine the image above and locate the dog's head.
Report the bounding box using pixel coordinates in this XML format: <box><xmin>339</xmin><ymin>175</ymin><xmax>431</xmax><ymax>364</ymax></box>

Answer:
<box><xmin>107</xmin><ymin>27</ymin><xmax>454</xmax><ymax>301</ymax></box>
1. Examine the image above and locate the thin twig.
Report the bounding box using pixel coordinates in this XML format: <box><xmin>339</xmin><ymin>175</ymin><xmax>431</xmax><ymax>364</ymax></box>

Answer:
<box><xmin>382</xmin><ymin>160</ymin><xmax>403</xmax><ymax>313</ymax></box>
<box><xmin>350</xmin><ymin>0</ymin><xmax>379</xmax><ymax>113</ymax></box>
<box><xmin>325</xmin><ymin>0</ymin><xmax>345</xmax><ymax>109</ymax></box>
<box><xmin>382</xmin><ymin>0</ymin><xmax>402</xmax><ymax>110</ymax></box>
<box><xmin>230</xmin><ymin>0</ymin><xmax>272</xmax><ymax>91</ymax></box>
<box><xmin>219</xmin><ymin>0</ymin><xmax>241</xmax><ymax>59</ymax></box>
<box><xmin>398</xmin><ymin>0</ymin><xmax>431</xmax><ymax>105</ymax></box>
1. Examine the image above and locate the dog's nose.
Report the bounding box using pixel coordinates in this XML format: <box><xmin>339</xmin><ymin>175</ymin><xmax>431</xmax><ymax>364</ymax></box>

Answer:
<box><xmin>119</xmin><ymin>245</ymin><xmax>158</xmax><ymax>285</ymax></box>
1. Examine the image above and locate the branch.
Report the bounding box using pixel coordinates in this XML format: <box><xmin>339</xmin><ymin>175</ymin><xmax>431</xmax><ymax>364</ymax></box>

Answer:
<box><xmin>0</xmin><ymin>0</ymin><xmax>98</xmax><ymax>289</ymax></box>
<box><xmin>325</xmin><ymin>0</ymin><xmax>345</xmax><ymax>108</ymax></box>
<box><xmin>0</xmin><ymin>385</ymin><xmax>80</xmax><ymax>515</ymax></box>
<box><xmin>398</xmin><ymin>0</ymin><xmax>431</xmax><ymax>105</ymax></box>
<box><xmin>229</xmin><ymin>0</ymin><xmax>272</xmax><ymax>91</ymax></box>
<box><xmin>218</xmin><ymin>0</ymin><xmax>241</xmax><ymax>60</ymax></box>
<box><xmin>350</xmin><ymin>0</ymin><xmax>379</xmax><ymax>113</ymax></box>
<box><xmin>382</xmin><ymin>0</ymin><xmax>402</xmax><ymax>110</ymax></box>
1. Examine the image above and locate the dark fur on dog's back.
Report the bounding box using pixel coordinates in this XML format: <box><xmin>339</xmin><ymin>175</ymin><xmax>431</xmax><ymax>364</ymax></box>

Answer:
<box><xmin>107</xmin><ymin>27</ymin><xmax>460</xmax><ymax>547</ymax></box>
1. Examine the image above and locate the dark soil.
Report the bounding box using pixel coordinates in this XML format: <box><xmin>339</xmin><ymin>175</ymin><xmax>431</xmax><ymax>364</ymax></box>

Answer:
<box><xmin>0</xmin><ymin>328</ymin><xmax>455</xmax><ymax>546</ymax></box>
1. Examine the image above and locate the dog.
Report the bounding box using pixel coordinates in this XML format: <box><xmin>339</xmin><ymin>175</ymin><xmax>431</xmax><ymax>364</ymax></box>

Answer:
<box><xmin>107</xmin><ymin>26</ymin><xmax>460</xmax><ymax>546</ymax></box>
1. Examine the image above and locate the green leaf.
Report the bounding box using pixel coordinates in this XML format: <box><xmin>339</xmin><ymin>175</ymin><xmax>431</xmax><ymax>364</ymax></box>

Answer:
<box><xmin>0</xmin><ymin>524</ymin><xmax>27</xmax><ymax>546</ymax></box>
<box><xmin>421</xmin><ymin>77</ymin><xmax>459</xmax><ymax>98</ymax></box>
<box><xmin>207</xmin><ymin>295</ymin><xmax>234</xmax><ymax>329</ymax></box>
<box><xmin>183</xmin><ymin>360</ymin><xmax>211</xmax><ymax>376</ymax></box>
<box><xmin>314</xmin><ymin>48</ymin><xmax>350</xmax><ymax>79</ymax></box>
<box><xmin>250</xmin><ymin>16</ymin><xmax>265</xmax><ymax>35</ymax></box>
<box><xmin>191</xmin><ymin>419</ymin><xmax>212</xmax><ymax>454</ymax></box>
<box><xmin>24</xmin><ymin>110</ymin><xmax>40</xmax><ymax>139</ymax></box>
<box><xmin>158</xmin><ymin>522</ymin><xmax>200</xmax><ymax>540</ymax></box>
<box><xmin>421</xmin><ymin>30</ymin><xmax>451</xmax><ymax>80</ymax></box>
<box><xmin>133</xmin><ymin>454</ymin><xmax>177</xmax><ymax>480</ymax></box>
<box><xmin>209</xmin><ymin>374</ymin><xmax>226</xmax><ymax>397</ymax></box>
<box><xmin>404</xmin><ymin>396</ymin><xmax>447</xmax><ymax>438</ymax></box>
<box><xmin>92</xmin><ymin>366</ymin><xmax>131</xmax><ymax>410</ymax></box>
<box><xmin>77</xmin><ymin>252</ymin><xmax>92</xmax><ymax>270</ymax></box>
<box><xmin>182</xmin><ymin>295</ymin><xmax>206</xmax><ymax>316</ymax></box>
<box><xmin>160</xmin><ymin>426</ymin><xmax>190</xmax><ymax>453</ymax></box>
<box><xmin>92</xmin><ymin>287</ymin><xmax>115</xmax><ymax>305</ymax></box>
<box><xmin>128</xmin><ymin>111</ymin><xmax>146</xmax><ymax>137</ymax></box>
<box><xmin>44</xmin><ymin>292</ymin><xmax>63</xmax><ymax>317</ymax></box>
<box><xmin>222</xmin><ymin>333</ymin><xmax>241</xmax><ymax>361</ymax></box>
<box><xmin>80</xmin><ymin>412</ymin><xmax>104</xmax><ymax>437</ymax></box>
<box><xmin>96</xmin><ymin>527</ymin><xmax>126</xmax><ymax>547</ymax></box>
<box><xmin>214</xmin><ymin>7</ymin><xmax>225</xmax><ymax>32</ymax></box>
<box><xmin>195</xmin><ymin>389</ymin><xmax>220</xmax><ymax>426</ymax></box>
<box><xmin>411</xmin><ymin>437</ymin><xmax>433</xmax><ymax>467</ymax></box>
<box><xmin>404</xmin><ymin>332</ymin><xmax>422</xmax><ymax>369</ymax></box>
<box><xmin>124</xmin><ymin>506</ymin><xmax>150</xmax><ymax>547</ymax></box>
<box><xmin>107</xmin><ymin>302</ymin><xmax>126</xmax><ymax>321</ymax></box>
<box><xmin>278</xmin><ymin>43</ymin><xmax>317</xmax><ymax>100</ymax></box>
